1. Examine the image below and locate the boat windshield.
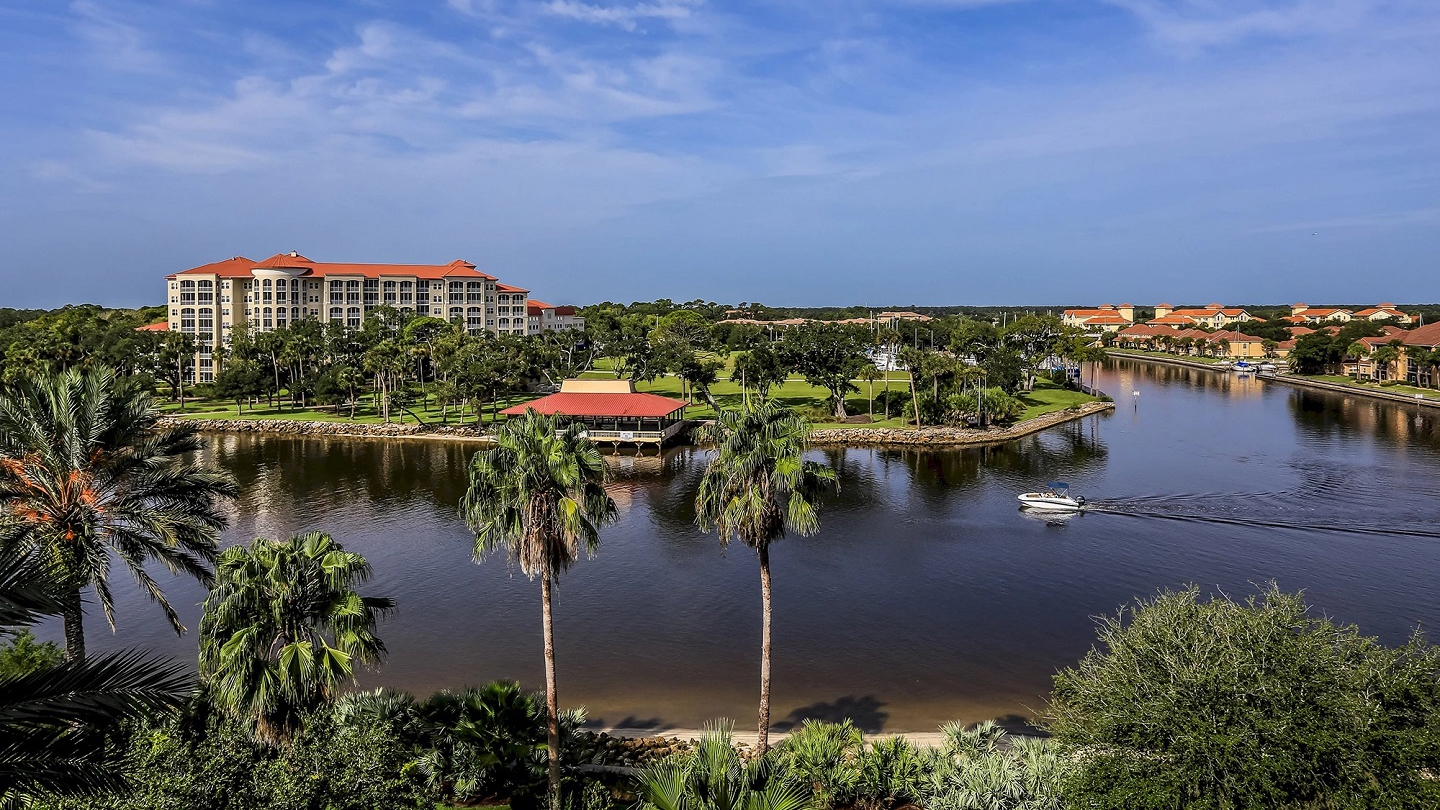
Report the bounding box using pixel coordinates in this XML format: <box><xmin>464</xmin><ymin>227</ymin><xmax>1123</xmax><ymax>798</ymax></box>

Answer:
<box><xmin>1046</xmin><ymin>481</ymin><xmax>1070</xmax><ymax>494</ymax></box>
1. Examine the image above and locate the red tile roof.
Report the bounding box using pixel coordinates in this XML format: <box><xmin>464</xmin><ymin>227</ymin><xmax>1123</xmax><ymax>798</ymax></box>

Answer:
<box><xmin>500</xmin><ymin>392</ymin><xmax>687</xmax><ymax>418</ymax></box>
<box><xmin>136</xmin><ymin>322</ymin><xmax>169</xmax><ymax>332</ymax></box>
<box><xmin>1402</xmin><ymin>322</ymin><xmax>1440</xmax><ymax>348</ymax></box>
<box><xmin>496</xmin><ymin>283</ymin><xmax>529</xmax><ymax>293</ymax></box>
<box><xmin>169</xmin><ymin>254</ymin><xmax>497</xmax><ymax>280</ymax></box>
<box><xmin>166</xmin><ymin>256</ymin><xmax>256</xmax><ymax>279</ymax></box>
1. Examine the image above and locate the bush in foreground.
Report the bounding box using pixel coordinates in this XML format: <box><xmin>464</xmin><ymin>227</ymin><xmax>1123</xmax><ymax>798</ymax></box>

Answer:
<box><xmin>1047</xmin><ymin>585</ymin><xmax>1440</xmax><ymax>810</ymax></box>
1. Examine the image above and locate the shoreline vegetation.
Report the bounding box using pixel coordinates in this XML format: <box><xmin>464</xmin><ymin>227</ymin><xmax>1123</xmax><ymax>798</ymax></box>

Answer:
<box><xmin>157</xmin><ymin>396</ymin><xmax>1114</xmax><ymax>447</ymax></box>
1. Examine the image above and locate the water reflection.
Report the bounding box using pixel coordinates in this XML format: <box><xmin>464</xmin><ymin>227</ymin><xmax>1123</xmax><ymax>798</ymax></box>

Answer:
<box><xmin>56</xmin><ymin>358</ymin><xmax>1440</xmax><ymax>732</ymax></box>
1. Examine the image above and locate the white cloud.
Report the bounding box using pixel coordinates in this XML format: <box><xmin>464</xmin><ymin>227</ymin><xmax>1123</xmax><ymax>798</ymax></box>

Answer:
<box><xmin>543</xmin><ymin>0</ymin><xmax>702</xmax><ymax>32</ymax></box>
<box><xmin>1104</xmin><ymin>0</ymin><xmax>1378</xmax><ymax>49</ymax></box>
<box><xmin>68</xmin><ymin>0</ymin><xmax>164</xmax><ymax>72</ymax></box>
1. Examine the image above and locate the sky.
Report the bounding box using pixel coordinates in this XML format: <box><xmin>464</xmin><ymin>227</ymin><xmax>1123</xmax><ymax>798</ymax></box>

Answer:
<box><xmin>0</xmin><ymin>0</ymin><xmax>1437</xmax><ymax>309</ymax></box>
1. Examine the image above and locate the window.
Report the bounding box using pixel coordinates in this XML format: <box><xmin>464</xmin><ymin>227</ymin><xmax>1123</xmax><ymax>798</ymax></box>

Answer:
<box><xmin>347</xmin><ymin>307</ymin><xmax>361</xmax><ymax>329</ymax></box>
<box><xmin>180</xmin><ymin>280</ymin><xmax>196</xmax><ymax>304</ymax></box>
<box><xmin>198</xmin><ymin>280</ymin><xmax>214</xmax><ymax>303</ymax></box>
<box><xmin>276</xmin><ymin>308</ymin><xmax>287</xmax><ymax>328</ymax></box>
<box><xmin>180</xmin><ymin>308</ymin><xmax>196</xmax><ymax>332</ymax></box>
<box><xmin>346</xmin><ymin>280</ymin><xmax>361</xmax><ymax>303</ymax></box>
<box><xmin>467</xmin><ymin>282</ymin><xmax>485</xmax><ymax>302</ymax></box>
<box><xmin>198</xmin><ymin>308</ymin><xmax>214</xmax><ymax>332</ymax></box>
<box><xmin>449</xmin><ymin>282</ymin><xmax>464</xmax><ymax>303</ymax></box>
<box><xmin>262</xmin><ymin>307</ymin><xmax>273</xmax><ymax>329</ymax></box>
<box><xmin>449</xmin><ymin>307</ymin><xmax>463</xmax><ymax>323</ymax></box>
<box><xmin>467</xmin><ymin>307</ymin><xmax>484</xmax><ymax>332</ymax></box>
<box><xmin>329</xmin><ymin>307</ymin><xmax>344</xmax><ymax>323</ymax></box>
<box><xmin>292</xmin><ymin>307</ymin><xmax>301</xmax><ymax>321</ymax></box>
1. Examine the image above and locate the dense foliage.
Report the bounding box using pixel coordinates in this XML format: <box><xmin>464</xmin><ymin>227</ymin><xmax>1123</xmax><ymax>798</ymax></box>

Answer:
<box><xmin>0</xmin><ymin>547</ymin><xmax>192</xmax><ymax>807</ymax></box>
<box><xmin>1048</xmin><ymin>585</ymin><xmax>1440</xmax><ymax>809</ymax></box>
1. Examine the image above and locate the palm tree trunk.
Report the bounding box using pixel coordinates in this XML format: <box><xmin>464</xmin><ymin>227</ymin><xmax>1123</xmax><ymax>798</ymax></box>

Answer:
<box><xmin>757</xmin><ymin>545</ymin><xmax>773</xmax><ymax>756</ymax></box>
<box><xmin>62</xmin><ymin>589</ymin><xmax>85</xmax><ymax>662</ymax></box>
<box><xmin>908</xmin><ymin>370</ymin><xmax>921</xmax><ymax>427</ymax></box>
<box><xmin>541</xmin><ymin>575</ymin><xmax>562</xmax><ymax>810</ymax></box>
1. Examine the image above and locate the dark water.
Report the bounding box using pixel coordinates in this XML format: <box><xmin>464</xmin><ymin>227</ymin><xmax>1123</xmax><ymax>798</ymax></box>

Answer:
<box><xmin>64</xmin><ymin>359</ymin><xmax>1440</xmax><ymax>732</ymax></box>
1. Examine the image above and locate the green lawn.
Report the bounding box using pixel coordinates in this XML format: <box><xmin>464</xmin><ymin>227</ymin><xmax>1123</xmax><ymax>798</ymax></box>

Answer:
<box><xmin>159</xmin><ymin>356</ymin><xmax>1097</xmax><ymax>431</ymax></box>
<box><xmin>1016</xmin><ymin>381</ymin><xmax>1098</xmax><ymax>421</ymax></box>
<box><xmin>1305</xmin><ymin>375</ymin><xmax>1440</xmax><ymax>401</ymax></box>
<box><xmin>157</xmin><ymin>393</ymin><xmax>533</xmax><ymax>426</ymax></box>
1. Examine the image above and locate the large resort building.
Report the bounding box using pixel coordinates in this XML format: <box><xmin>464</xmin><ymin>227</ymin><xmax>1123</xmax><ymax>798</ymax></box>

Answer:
<box><xmin>164</xmin><ymin>252</ymin><xmax>580</xmax><ymax>382</ymax></box>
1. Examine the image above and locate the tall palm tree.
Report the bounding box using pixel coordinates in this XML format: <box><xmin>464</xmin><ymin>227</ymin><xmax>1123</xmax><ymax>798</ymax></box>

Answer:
<box><xmin>460</xmin><ymin>409</ymin><xmax>618</xmax><ymax>810</ymax></box>
<box><xmin>198</xmin><ymin>532</ymin><xmax>393</xmax><ymax>746</ymax></box>
<box><xmin>0</xmin><ymin>545</ymin><xmax>192</xmax><ymax>806</ymax></box>
<box><xmin>0</xmin><ymin>366</ymin><xmax>236</xmax><ymax>661</ymax></box>
<box><xmin>695</xmin><ymin>401</ymin><xmax>836</xmax><ymax>755</ymax></box>
<box><xmin>858</xmin><ymin>364</ymin><xmax>882</xmax><ymax>421</ymax></box>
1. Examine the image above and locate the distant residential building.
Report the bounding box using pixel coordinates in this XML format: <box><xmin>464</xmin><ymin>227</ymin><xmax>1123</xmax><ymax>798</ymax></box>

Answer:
<box><xmin>1115</xmin><ymin>325</ymin><xmax>1272</xmax><ymax>359</ymax></box>
<box><xmin>1288</xmin><ymin>303</ymin><xmax>1353</xmax><ymax>324</ymax></box>
<box><xmin>526</xmin><ymin>300</ymin><xmax>585</xmax><ymax>335</ymax></box>
<box><xmin>165</xmin><ymin>252</ymin><xmax>534</xmax><ymax>382</ymax></box>
<box><xmin>1352</xmin><ymin>303</ymin><xmax>1415</xmax><ymax>324</ymax></box>
<box><xmin>876</xmin><ymin>311</ymin><xmax>934</xmax><ymax>327</ymax></box>
<box><xmin>1150</xmin><ymin>303</ymin><xmax>1254</xmax><ymax>328</ymax></box>
<box><xmin>1062</xmin><ymin>304</ymin><xmax>1135</xmax><ymax>332</ymax></box>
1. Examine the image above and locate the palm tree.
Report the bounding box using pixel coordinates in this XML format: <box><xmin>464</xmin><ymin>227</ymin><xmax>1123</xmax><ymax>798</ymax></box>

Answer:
<box><xmin>0</xmin><ymin>545</ymin><xmax>192</xmax><ymax>805</ymax></box>
<box><xmin>858</xmin><ymin>364</ymin><xmax>882</xmax><ymax>421</ymax></box>
<box><xmin>0</xmin><ymin>366</ymin><xmax>236</xmax><ymax>661</ymax></box>
<box><xmin>897</xmin><ymin>345</ymin><xmax>925</xmax><ymax>426</ymax></box>
<box><xmin>695</xmin><ymin>401</ymin><xmax>836</xmax><ymax>755</ymax></box>
<box><xmin>460</xmin><ymin>409</ymin><xmax>618</xmax><ymax>810</ymax></box>
<box><xmin>1072</xmin><ymin>343</ymin><xmax>1108</xmax><ymax>393</ymax></box>
<box><xmin>198</xmin><ymin>532</ymin><xmax>393</xmax><ymax>746</ymax></box>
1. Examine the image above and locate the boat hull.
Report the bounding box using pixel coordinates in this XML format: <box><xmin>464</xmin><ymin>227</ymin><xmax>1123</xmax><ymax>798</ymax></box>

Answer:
<box><xmin>1017</xmin><ymin>494</ymin><xmax>1085</xmax><ymax>512</ymax></box>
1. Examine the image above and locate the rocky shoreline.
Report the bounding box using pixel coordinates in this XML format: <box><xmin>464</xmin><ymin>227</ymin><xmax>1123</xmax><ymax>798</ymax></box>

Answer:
<box><xmin>157</xmin><ymin>417</ymin><xmax>494</xmax><ymax>441</ymax></box>
<box><xmin>161</xmin><ymin>400</ymin><xmax>1114</xmax><ymax>447</ymax></box>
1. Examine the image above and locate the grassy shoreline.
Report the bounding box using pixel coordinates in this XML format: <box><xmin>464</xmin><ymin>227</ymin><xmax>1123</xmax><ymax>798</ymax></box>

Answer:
<box><xmin>160</xmin><ymin>371</ymin><xmax>1101</xmax><ymax>433</ymax></box>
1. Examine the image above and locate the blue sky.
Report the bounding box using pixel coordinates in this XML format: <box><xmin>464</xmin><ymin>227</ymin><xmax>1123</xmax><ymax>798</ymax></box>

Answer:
<box><xmin>1</xmin><ymin>0</ymin><xmax>1437</xmax><ymax>308</ymax></box>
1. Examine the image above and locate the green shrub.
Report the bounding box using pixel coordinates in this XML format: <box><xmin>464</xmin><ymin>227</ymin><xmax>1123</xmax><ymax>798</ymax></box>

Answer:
<box><xmin>854</xmin><ymin>736</ymin><xmax>928</xmax><ymax>810</ymax></box>
<box><xmin>1047</xmin><ymin>585</ymin><xmax>1440</xmax><ymax>810</ymax></box>
<box><xmin>34</xmin><ymin>697</ymin><xmax>432</xmax><ymax>810</ymax></box>
<box><xmin>0</xmin><ymin>629</ymin><xmax>63</xmax><ymax>677</ymax></box>
<box><xmin>923</xmin><ymin>722</ymin><xmax>1064</xmax><ymax>810</ymax></box>
<box><xmin>777</xmin><ymin>720</ymin><xmax>863</xmax><ymax>809</ymax></box>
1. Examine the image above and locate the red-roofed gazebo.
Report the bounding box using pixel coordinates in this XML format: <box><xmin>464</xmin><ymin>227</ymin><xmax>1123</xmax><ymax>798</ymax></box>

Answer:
<box><xmin>501</xmin><ymin>380</ymin><xmax>688</xmax><ymax>446</ymax></box>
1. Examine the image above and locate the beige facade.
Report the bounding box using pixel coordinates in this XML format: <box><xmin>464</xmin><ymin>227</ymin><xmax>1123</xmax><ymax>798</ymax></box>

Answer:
<box><xmin>166</xmin><ymin>253</ymin><xmax>535</xmax><ymax>382</ymax></box>
<box><xmin>526</xmin><ymin>300</ymin><xmax>586</xmax><ymax>335</ymax></box>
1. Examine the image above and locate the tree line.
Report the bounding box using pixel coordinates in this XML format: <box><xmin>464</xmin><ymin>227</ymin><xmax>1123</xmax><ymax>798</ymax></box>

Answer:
<box><xmin>0</xmin><ymin>303</ymin><xmax>1106</xmax><ymax>427</ymax></box>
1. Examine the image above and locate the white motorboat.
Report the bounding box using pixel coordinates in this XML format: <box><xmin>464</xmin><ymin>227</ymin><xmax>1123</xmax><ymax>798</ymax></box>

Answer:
<box><xmin>1233</xmin><ymin>361</ymin><xmax>1256</xmax><ymax>373</ymax></box>
<box><xmin>1018</xmin><ymin>482</ymin><xmax>1087</xmax><ymax>512</ymax></box>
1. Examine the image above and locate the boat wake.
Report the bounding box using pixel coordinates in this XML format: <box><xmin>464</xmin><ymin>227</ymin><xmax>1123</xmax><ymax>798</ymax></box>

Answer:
<box><xmin>1082</xmin><ymin>504</ymin><xmax>1440</xmax><ymax>540</ymax></box>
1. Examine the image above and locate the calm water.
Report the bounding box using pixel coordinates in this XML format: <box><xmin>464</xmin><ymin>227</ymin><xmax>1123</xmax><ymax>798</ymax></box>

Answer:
<box><xmin>65</xmin><ymin>359</ymin><xmax>1440</xmax><ymax>732</ymax></box>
